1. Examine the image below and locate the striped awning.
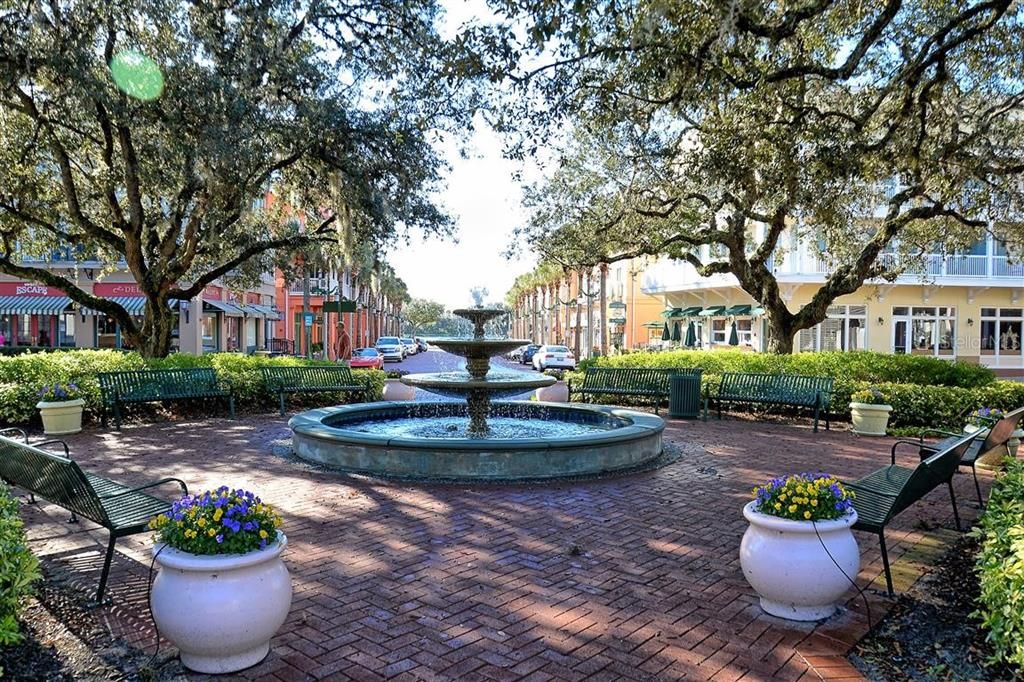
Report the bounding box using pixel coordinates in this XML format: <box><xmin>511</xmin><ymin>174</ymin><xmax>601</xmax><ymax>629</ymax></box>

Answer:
<box><xmin>698</xmin><ymin>306</ymin><xmax>726</xmax><ymax>317</ymax></box>
<box><xmin>203</xmin><ymin>299</ymin><xmax>245</xmax><ymax>317</ymax></box>
<box><xmin>79</xmin><ymin>296</ymin><xmax>148</xmax><ymax>316</ymax></box>
<box><xmin>724</xmin><ymin>304</ymin><xmax>752</xmax><ymax>316</ymax></box>
<box><xmin>0</xmin><ymin>296</ymin><xmax>71</xmax><ymax>315</ymax></box>
<box><xmin>678</xmin><ymin>306</ymin><xmax>704</xmax><ymax>317</ymax></box>
<box><xmin>247</xmin><ymin>304</ymin><xmax>281</xmax><ymax>320</ymax></box>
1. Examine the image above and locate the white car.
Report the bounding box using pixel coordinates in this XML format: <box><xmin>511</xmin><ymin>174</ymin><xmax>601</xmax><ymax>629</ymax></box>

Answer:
<box><xmin>375</xmin><ymin>337</ymin><xmax>404</xmax><ymax>362</ymax></box>
<box><xmin>532</xmin><ymin>344</ymin><xmax>576</xmax><ymax>371</ymax></box>
<box><xmin>401</xmin><ymin>337</ymin><xmax>418</xmax><ymax>356</ymax></box>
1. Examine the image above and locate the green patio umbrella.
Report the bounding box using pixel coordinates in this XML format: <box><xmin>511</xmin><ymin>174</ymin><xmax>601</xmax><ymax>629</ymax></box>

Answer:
<box><xmin>728</xmin><ymin>320</ymin><xmax>739</xmax><ymax>346</ymax></box>
<box><xmin>672</xmin><ymin>322</ymin><xmax>682</xmax><ymax>342</ymax></box>
<box><xmin>661</xmin><ymin>322</ymin><xmax>670</xmax><ymax>341</ymax></box>
<box><xmin>684</xmin><ymin>321</ymin><xmax>696</xmax><ymax>347</ymax></box>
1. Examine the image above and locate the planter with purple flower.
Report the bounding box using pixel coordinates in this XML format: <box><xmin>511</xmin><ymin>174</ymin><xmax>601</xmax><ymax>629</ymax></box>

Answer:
<box><xmin>36</xmin><ymin>382</ymin><xmax>85</xmax><ymax>435</ymax></box>
<box><xmin>149</xmin><ymin>487</ymin><xmax>291</xmax><ymax>674</ymax></box>
<box><xmin>965</xmin><ymin>408</ymin><xmax>1021</xmax><ymax>470</ymax></box>
<box><xmin>740</xmin><ymin>473</ymin><xmax>860</xmax><ymax>621</ymax></box>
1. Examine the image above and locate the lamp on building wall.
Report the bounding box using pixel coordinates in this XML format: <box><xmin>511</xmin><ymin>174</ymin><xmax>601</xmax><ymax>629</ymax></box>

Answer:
<box><xmin>967</xmin><ymin>318</ymin><xmax>974</xmax><ymax>327</ymax></box>
<box><xmin>182</xmin><ymin>301</ymin><xmax>190</xmax><ymax>325</ymax></box>
<box><xmin>84</xmin><ymin>268</ymin><xmax>95</xmax><ymax>280</ymax></box>
<box><xmin>876</xmin><ymin>316</ymin><xmax>884</xmax><ymax>325</ymax></box>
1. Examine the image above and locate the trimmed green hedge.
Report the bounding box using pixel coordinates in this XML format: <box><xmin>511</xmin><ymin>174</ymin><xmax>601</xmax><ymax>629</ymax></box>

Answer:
<box><xmin>0</xmin><ymin>481</ymin><xmax>40</xmax><ymax>647</ymax></box>
<box><xmin>974</xmin><ymin>458</ymin><xmax>1024</xmax><ymax>670</ymax></box>
<box><xmin>0</xmin><ymin>350</ymin><xmax>385</xmax><ymax>425</ymax></box>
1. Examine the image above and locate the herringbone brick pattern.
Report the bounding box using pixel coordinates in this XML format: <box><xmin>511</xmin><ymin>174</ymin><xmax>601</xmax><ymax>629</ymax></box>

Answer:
<box><xmin>15</xmin><ymin>415</ymin><xmax>987</xmax><ymax>680</ymax></box>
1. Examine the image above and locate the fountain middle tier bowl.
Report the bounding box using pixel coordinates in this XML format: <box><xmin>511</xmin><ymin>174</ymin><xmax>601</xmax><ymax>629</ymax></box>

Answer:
<box><xmin>289</xmin><ymin>401</ymin><xmax>665</xmax><ymax>481</ymax></box>
<box><xmin>425</xmin><ymin>338</ymin><xmax>530</xmax><ymax>360</ymax></box>
<box><xmin>401</xmin><ymin>370</ymin><xmax>554</xmax><ymax>399</ymax></box>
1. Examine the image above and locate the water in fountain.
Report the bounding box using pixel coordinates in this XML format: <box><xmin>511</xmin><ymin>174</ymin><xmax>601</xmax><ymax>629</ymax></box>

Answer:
<box><xmin>399</xmin><ymin>307</ymin><xmax>554</xmax><ymax>435</ymax></box>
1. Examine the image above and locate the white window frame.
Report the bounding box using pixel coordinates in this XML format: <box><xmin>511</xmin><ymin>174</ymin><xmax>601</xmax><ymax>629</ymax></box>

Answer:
<box><xmin>798</xmin><ymin>305</ymin><xmax>867</xmax><ymax>352</ymax></box>
<box><xmin>894</xmin><ymin>306</ymin><xmax>957</xmax><ymax>358</ymax></box>
<box><xmin>980</xmin><ymin>307</ymin><xmax>1023</xmax><ymax>364</ymax></box>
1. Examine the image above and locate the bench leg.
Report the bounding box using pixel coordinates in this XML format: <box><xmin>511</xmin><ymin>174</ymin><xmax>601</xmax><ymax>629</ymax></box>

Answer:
<box><xmin>878</xmin><ymin>531</ymin><xmax>894</xmax><ymax>597</ymax></box>
<box><xmin>717</xmin><ymin>399</ymin><xmax>723</xmax><ymax>421</ymax></box>
<box><xmin>27</xmin><ymin>493</ymin><xmax>35</xmax><ymax>504</ymax></box>
<box><xmin>279</xmin><ymin>392</ymin><xmax>286</xmax><ymax>417</ymax></box>
<box><xmin>228</xmin><ymin>395</ymin><xmax>236</xmax><ymax>419</ymax></box>
<box><xmin>812</xmin><ymin>400</ymin><xmax>821</xmax><ymax>433</ymax></box>
<box><xmin>68</xmin><ymin>512</ymin><xmax>78</xmax><ymax>523</ymax></box>
<box><xmin>113</xmin><ymin>402</ymin><xmax>122</xmax><ymax>431</ymax></box>
<box><xmin>948</xmin><ymin>480</ymin><xmax>961</xmax><ymax>532</ymax></box>
<box><xmin>969</xmin><ymin>463</ymin><xmax>983</xmax><ymax>508</ymax></box>
<box><xmin>92</xmin><ymin>533</ymin><xmax>117</xmax><ymax>607</ymax></box>
<box><xmin>100</xmin><ymin>405</ymin><xmax>107</xmax><ymax>428</ymax></box>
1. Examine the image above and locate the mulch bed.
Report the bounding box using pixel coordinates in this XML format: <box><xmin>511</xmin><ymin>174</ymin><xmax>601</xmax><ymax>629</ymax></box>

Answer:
<box><xmin>850</xmin><ymin>535</ymin><xmax>1018</xmax><ymax>681</ymax></box>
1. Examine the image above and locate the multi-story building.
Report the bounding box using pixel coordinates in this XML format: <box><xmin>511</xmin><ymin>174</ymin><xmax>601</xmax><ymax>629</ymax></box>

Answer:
<box><xmin>642</xmin><ymin>235</ymin><xmax>1024</xmax><ymax>375</ymax></box>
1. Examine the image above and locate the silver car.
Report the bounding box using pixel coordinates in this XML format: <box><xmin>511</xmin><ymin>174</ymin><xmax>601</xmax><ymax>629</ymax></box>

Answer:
<box><xmin>375</xmin><ymin>336</ymin><xmax>404</xmax><ymax>362</ymax></box>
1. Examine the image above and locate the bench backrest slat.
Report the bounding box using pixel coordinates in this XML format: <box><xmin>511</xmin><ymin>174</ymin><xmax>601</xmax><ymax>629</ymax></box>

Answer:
<box><xmin>261</xmin><ymin>365</ymin><xmax>358</xmax><ymax>389</ymax></box>
<box><xmin>98</xmin><ymin>368</ymin><xmax>222</xmax><ymax>402</ymax></box>
<box><xmin>719</xmin><ymin>372</ymin><xmax>833</xmax><ymax>407</ymax></box>
<box><xmin>0</xmin><ymin>436</ymin><xmax>108</xmax><ymax>525</ymax></box>
<box><xmin>891</xmin><ymin>430</ymin><xmax>979</xmax><ymax>519</ymax></box>
<box><xmin>581</xmin><ymin>367</ymin><xmax>700</xmax><ymax>393</ymax></box>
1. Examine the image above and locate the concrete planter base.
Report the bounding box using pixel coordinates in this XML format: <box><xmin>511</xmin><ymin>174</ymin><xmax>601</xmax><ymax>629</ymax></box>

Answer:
<box><xmin>36</xmin><ymin>399</ymin><xmax>85</xmax><ymax>435</ymax></box>
<box><xmin>849</xmin><ymin>402</ymin><xmax>892</xmax><ymax>437</ymax></box>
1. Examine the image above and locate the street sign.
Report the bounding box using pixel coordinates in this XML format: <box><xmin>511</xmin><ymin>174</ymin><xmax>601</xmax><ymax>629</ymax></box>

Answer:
<box><xmin>323</xmin><ymin>299</ymin><xmax>357</xmax><ymax>313</ymax></box>
<box><xmin>303</xmin><ymin>312</ymin><xmax>315</xmax><ymax>327</ymax></box>
<box><xmin>609</xmin><ymin>301</ymin><xmax>627</xmax><ymax>309</ymax></box>
<box><xmin>609</xmin><ymin>317</ymin><xmax>627</xmax><ymax>325</ymax></box>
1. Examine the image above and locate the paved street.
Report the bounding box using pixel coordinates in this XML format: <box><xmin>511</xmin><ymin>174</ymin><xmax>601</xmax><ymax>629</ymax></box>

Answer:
<box><xmin>387</xmin><ymin>346</ymin><xmax>538</xmax><ymax>400</ymax></box>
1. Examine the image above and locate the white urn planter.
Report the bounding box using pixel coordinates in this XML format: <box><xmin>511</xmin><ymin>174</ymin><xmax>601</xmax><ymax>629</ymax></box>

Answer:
<box><xmin>382</xmin><ymin>378</ymin><xmax>416</xmax><ymax>401</ymax></box>
<box><xmin>740</xmin><ymin>502</ymin><xmax>860</xmax><ymax>621</ymax></box>
<box><xmin>965</xmin><ymin>423</ymin><xmax>1022</xmax><ymax>471</ymax></box>
<box><xmin>535</xmin><ymin>380</ymin><xmax>569</xmax><ymax>403</ymax></box>
<box><xmin>151</xmin><ymin>532</ymin><xmax>292</xmax><ymax>674</ymax></box>
<box><xmin>36</xmin><ymin>398</ymin><xmax>85</xmax><ymax>435</ymax></box>
<box><xmin>849</xmin><ymin>402</ymin><xmax>892</xmax><ymax>437</ymax></box>
<box><xmin>1009</xmin><ymin>429</ymin><xmax>1023</xmax><ymax>458</ymax></box>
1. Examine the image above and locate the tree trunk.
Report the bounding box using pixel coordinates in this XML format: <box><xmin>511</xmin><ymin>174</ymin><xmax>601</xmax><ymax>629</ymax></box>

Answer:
<box><xmin>599</xmin><ymin>263</ymin><xmax>608</xmax><ymax>356</ymax></box>
<box><xmin>133</xmin><ymin>296</ymin><xmax>175</xmax><ymax>358</ymax></box>
<box><xmin>574</xmin><ymin>272</ymin><xmax>583</xmax><ymax>358</ymax></box>
<box><xmin>585</xmin><ymin>269</ymin><xmax>594</xmax><ymax>358</ymax></box>
<box><xmin>762</xmin><ymin>306</ymin><xmax>797</xmax><ymax>354</ymax></box>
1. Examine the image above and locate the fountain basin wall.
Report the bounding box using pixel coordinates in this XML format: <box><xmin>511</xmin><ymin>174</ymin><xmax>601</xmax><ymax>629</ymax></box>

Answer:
<box><xmin>289</xmin><ymin>401</ymin><xmax>665</xmax><ymax>481</ymax></box>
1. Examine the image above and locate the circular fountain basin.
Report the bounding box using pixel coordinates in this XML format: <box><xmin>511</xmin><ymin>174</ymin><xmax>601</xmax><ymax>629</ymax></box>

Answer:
<box><xmin>289</xmin><ymin>401</ymin><xmax>665</xmax><ymax>481</ymax></box>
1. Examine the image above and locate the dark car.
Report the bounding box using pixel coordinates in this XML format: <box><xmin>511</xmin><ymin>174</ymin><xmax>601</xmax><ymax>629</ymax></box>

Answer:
<box><xmin>415</xmin><ymin>337</ymin><xmax>428</xmax><ymax>352</ymax></box>
<box><xmin>521</xmin><ymin>344</ymin><xmax>541</xmax><ymax>365</ymax></box>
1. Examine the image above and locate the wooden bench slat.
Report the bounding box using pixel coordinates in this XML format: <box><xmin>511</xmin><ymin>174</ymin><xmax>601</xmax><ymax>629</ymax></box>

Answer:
<box><xmin>261</xmin><ymin>365</ymin><xmax>368</xmax><ymax>416</ymax></box>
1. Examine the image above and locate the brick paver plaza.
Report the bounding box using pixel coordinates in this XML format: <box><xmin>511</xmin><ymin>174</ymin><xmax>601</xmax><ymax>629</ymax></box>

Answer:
<box><xmin>17</xmin><ymin>414</ymin><xmax>985</xmax><ymax>681</ymax></box>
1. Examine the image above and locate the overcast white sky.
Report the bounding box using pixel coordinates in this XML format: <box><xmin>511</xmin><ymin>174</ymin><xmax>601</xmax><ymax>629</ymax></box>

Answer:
<box><xmin>386</xmin><ymin>1</ymin><xmax>539</xmax><ymax>309</ymax></box>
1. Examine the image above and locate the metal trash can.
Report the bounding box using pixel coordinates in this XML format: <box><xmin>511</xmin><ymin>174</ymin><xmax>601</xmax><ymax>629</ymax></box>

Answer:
<box><xmin>668</xmin><ymin>372</ymin><xmax>703</xmax><ymax>419</ymax></box>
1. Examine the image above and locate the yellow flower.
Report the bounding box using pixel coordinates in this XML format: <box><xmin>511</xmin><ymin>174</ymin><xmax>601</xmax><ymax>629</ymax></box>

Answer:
<box><xmin>259</xmin><ymin>529</ymin><xmax>269</xmax><ymax>539</ymax></box>
<box><xmin>208</xmin><ymin>528</ymin><xmax>217</xmax><ymax>537</ymax></box>
<box><xmin>779</xmin><ymin>494</ymin><xmax>787</xmax><ymax>501</ymax></box>
<box><xmin>811</xmin><ymin>499</ymin><xmax>818</xmax><ymax>507</ymax></box>
<box><xmin>176</xmin><ymin>520</ymin><xmax>183</xmax><ymax>527</ymax></box>
<box><xmin>774</xmin><ymin>503</ymin><xmax>782</xmax><ymax>510</ymax></box>
<box><xmin>804</xmin><ymin>511</ymin><xmax>812</xmax><ymax>519</ymax></box>
<box><xmin>213</xmin><ymin>508</ymin><xmax>223</xmax><ymax>522</ymax></box>
<box><xmin>788</xmin><ymin>504</ymin><xmax>797</xmax><ymax>514</ymax></box>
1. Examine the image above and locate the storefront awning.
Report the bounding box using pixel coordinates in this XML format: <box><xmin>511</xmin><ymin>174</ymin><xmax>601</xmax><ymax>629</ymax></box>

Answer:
<box><xmin>750</xmin><ymin>306</ymin><xmax>765</xmax><ymax>316</ymax></box>
<box><xmin>79</xmin><ymin>296</ymin><xmax>147</xmax><ymax>316</ymax></box>
<box><xmin>0</xmin><ymin>296</ymin><xmax>72</xmax><ymax>315</ymax></box>
<box><xmin>661</xmin><ymin>308</ymin><xmax>682</xmax><ymax>318</ymax></box>
<box><xmin>243</xmin><ymin>304</ymin><xmax>280</xmax><ymax>320</ymax></box>
<box><xmin>203</xmin><ymin>299</ymin><xmax>245</xmax><ymax>317</ymax></box>
<box><xmin>642</xmin><ymin>321</ymin><xmax>664</xmax><ymax>328</ymax></box>
<box><xmin>724</xmin><ymin>304</ymin><xmax>752</xmax><ymax>316</ymax></box>
<box><xmin>678</xmin><ymin>306</ymin><xmax>704</xmax><ymax>317</ymax></box>
<box><xmin>698</xmin><ymin>306</ymin><xmax>726</xmax><ymax>317</ymax></box>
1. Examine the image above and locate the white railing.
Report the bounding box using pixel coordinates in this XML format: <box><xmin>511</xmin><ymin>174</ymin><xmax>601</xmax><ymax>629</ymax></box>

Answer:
<box><xmin>779</xmin><ymin>252</ymin><xmax>1018</xmax><ymax>280</ymax></box>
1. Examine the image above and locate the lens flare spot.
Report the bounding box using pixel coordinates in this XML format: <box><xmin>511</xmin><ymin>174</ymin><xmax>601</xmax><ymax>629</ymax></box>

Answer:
<box><xmin>109</xmin><ymin>50</ymin><xmax>164</xmax><ymax>101</ymax></box>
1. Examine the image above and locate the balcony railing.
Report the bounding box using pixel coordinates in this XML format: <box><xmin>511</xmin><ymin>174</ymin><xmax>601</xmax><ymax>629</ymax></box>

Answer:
<box><xmin>778</xmin><ymin>252</ymin><xmax>1022</xmax><ymax>280</ymax></box>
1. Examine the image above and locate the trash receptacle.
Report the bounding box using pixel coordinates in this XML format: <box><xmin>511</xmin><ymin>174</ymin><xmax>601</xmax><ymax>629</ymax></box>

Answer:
<box><xmin>668</xmin><ymin>372</ymin><xmax>703</xmax><ymax>419</ymax></box>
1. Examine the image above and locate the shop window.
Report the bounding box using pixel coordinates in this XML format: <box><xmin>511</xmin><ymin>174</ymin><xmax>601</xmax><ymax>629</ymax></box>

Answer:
<box><xmin>897</xmin><ymin>306</ymin><xmax>956</xmax><ymax>357</ymax></box>
<box><xmin>981</xmin><ymin>308</ymin><xmax>1023</xmax><ymax>363</ymax></box>
<box><xmin>59</xmin><ymin>313</ymin><xmax>76</xmax><ymax>347</ymax></box>
<box><xmin>711</xmin><ymin>319</ymin><xmax>727</xmax><ymax>344</ymax></box>
<box><xmin>201</xmin><ymin>314</ymin><xmax>219</xmax><ymax>353</ymax></box>
<box><xmin>735</xmin><ymin>319</ymin><xmax>753</xmax><ymax>346</ymax></box>
<box><xmin>96</xmin><ymin>315</ymin><xmax>118</xmax><ymax>348</ymax></box>
<box><xmin>799</xmin><ymin>306</ymin><xmax>867</xmax><ymax>352</ymax></box>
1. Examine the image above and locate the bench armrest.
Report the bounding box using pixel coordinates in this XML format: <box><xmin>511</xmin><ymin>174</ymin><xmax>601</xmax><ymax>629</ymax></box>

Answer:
<box><xmin>33</xmin><ymin>439</ymin><xmax>70</xmax><ymax>456</ymax></box>
<box><xmin>843</xmin><ymin>480</ymin><xmax>899</xmax><ymax>498</ymax></box>
<box><xmin>98</xmin><ymin>477</ymin><xmax>188</xmax><ymax>500</ymax></box>
<box><xmin>0</xmin><ymin>427</ymin><xmax>28</xmax><ymax>442</ymax></box>
<box><xmin>917</xmin><ymin>428</ymin><xmax>963</xmax><ymax>444</ymax></box>
<box><xmin>890</xmin><ymin>439</ymin><xmax>927</xmax><ymax>465</ymax></box>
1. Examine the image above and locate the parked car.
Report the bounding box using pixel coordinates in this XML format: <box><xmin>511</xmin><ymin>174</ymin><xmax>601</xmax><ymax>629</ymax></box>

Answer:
<box><xmin>532</xmin><ymin>344</ymin><xmax>576</xmax><ymax>371</ymax></box>
<box><xmin>507</xmin><ymin>344</ymin><xmax>527</xmax><ymax>361</ymax></box>
<box><xmin>401</xmin><ymin>337</ymin><xmax>418</xmax><ymax>356</ymax></box>
<box><xmin>415</xmin><ymin>337</ymin><xmax>429</xmax><ymax>352</ymax></box>
<box><xmin>521</xmin><ymin>344</ymin><xmax>541</xmax><ymax>366</ymax></box>
<box><xmin>375</xmin><ymin>336</ymin><xmax>404</xmax><ymax>362</ymax></box>
<box><xmin>349</xmin><ymin>347</ymin><xmax>384</xmax><ymax>370</ymax></box>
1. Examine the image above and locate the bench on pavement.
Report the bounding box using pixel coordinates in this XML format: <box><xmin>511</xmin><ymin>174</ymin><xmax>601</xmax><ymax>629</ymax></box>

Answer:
<box><xmin>261</xmin><ymin>365</ymin><xmax>369</xmax><ymax>416</ymax></box>
<box><xmin>570</xmin><ymin>367</ymin><xmax>700</xmax><ymax>415</ymax></box>
<box><xmin>844</xmin><ymin>430</ymin><xmax>978</xmax><ymax>595</ymax></box>
<box><xmin>710</xmin><ymin>372</ymin><xmax>833</xmax><ymax>432</ymax></box>
<box><xmin>98</xmin><ymin>368</ymin><xmax>234</xmax><ymax>429</ymax></box>
<box><xmin>0</xmin><ymin>428</ymin><xmax>187</xmax><ymax>604</ymax></box>
<box><xmin>910</xmin><ymin>405</ymin><xmax>1024</xmax><ymax>507</ymax></box>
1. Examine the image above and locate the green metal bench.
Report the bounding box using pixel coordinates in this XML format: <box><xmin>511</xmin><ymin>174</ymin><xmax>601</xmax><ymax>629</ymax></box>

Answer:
<box><xmin>570</xmin><ymin>367</ymin><xmax>699</xmax><ymax>414</ymax></box>
<box><xmin>0</xmin><ymin>429</ymin><xmax>187</xmax><ymax>604</ymax></box>
<box><xmin>98</xmin><ymin>368</ymin><xmax>234</xmax><ymax>429</ymax></box>
<box><xmin>261</xmin><ymin>365</ymin><xmax>369</xmax><ymax>416</ymax></box>
<box><xmin>711</xmin><ymin>372</ymin><xmax>833</xmax><ymax>432</ymax></box>
<box><xmin>844</xmin><ymin>430</ymin><xmax>978</xmax><ymax>595</ymax></box>
<box><xmin>910</xmin><ymin>405</ymin><xmax>1024</xmax><ymax>507</ymax></box>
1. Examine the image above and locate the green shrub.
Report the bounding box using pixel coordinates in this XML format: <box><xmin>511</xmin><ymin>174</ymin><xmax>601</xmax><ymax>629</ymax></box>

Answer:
<box><xmin>0</xmin><ymin>350</ymin><xmax>384</xmax><ymax>425</ymax></box>
<box><xmin>974</xmin><ymin>458</ymin><xmax>1024</xmax><ymax>670</ymax></box>
<box><xmin>0</xmin><ymin>482</ymin><xmax>41</xmax><ymax>646</ymax></box>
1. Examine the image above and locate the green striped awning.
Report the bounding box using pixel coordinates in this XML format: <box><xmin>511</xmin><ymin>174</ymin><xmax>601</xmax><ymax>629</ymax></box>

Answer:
<box><xmin>698</xmin><ymin>306</ymin><xmax>726</xmax><ymax>317</ymax></box>
<box><xmin>248</xmin><ymin>304</ymin><xmax>281</xmax><ymax>321</ymax></box>
<box><xmin>750</xmin><ymin>306</ymin><xmax>765</xmax><ymax>316</ymax></box>
<box><xmin>724</xmin><ymin>304</ymin><xmax>752</xmax><ymax>316</ymax></box>
<box><xmin>203</xmin><ymin>299</ymin><xmax>245</xmax><ymax>317</ymax></box>
<box><xmin>79</xmin><ymin>296</ymin><xmax>149</xmax><ymax>316</ymax></box>
<box><xmin>678</xmin><ymin>306</ymin><xmax>704</xmax><ymax>317</ymax></box>
<box><xmin>661</xmin><ymin>308</ymin><xmax>682</xmax><ymax>318</ymax></box>
<box><xmin>0</xmin><ymin>296</ymin><xmax>71</xmax><ymax>315</ymax></box>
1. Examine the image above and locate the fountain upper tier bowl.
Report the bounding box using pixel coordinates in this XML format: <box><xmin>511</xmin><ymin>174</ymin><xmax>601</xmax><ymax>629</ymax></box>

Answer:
<box><xmin>289</xmin><ymin>401</ymin><xmax>665</xmax><ymax>481</ymax></box>
<box><xmin>400</xmin><ymin>370</ymin><xmax>554</xmax><ymax>400</ymax></box>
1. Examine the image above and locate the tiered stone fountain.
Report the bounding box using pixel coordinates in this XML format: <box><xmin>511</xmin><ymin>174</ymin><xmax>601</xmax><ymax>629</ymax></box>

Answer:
<box><xmin>289</xmin><ymin>307</ymin><xmax>664</xmax><ymax>481</ymax></box>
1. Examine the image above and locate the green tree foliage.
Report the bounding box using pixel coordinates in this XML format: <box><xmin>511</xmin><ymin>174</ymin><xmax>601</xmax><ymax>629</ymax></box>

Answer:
<box><xmin>403</xmin><ymin>298</ymin><xmax>446</xmax><ymax>333</ymax></box>
<box><xmin>0</xmin><ymin>0</ymin><xmax>458</xmax><ymax>356</ymax></box>
<box><xmin>482</xmin><ymin>1</ymin><xmax>1024</xmax><ymax>352</ymax></box>
<box><xmin>0</xmin><ymin>482</ymin><xmax>40</xmax><ymax>647</ymax></box>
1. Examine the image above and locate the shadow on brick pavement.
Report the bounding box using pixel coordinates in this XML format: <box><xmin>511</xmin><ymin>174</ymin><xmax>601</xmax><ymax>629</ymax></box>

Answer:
<box><xmin>12</xmin><ymin>413</ymin><xmax>989</xmax><ymax>681</ymax></box>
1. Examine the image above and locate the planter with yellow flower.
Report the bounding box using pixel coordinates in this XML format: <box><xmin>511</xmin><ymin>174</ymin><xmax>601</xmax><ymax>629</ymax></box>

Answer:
<box><xmin>149</xmin><ymin>487</ymin><xmax>291</xmax><ymax>674</ymax></box>
<box><xmin>740</xmin><ymin>474</ymin><xmax>859</xmax><ymax>621</ymax></box>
